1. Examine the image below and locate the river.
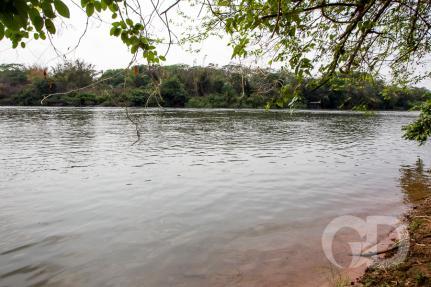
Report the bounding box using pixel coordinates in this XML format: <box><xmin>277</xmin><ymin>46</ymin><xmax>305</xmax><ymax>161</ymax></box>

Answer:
<box><xmin>0</xmin><ymin>107</ymin><xmax>429</xmax><ymax>286</ymax></box>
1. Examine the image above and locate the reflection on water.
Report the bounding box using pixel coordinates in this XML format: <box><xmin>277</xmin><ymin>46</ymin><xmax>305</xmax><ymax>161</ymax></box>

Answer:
<box><xmin>0</xmin><ymin>107</ymin><xmax>430</xmax><ymax>287</ymax></box>
<box><xmin>399</xmin><ymin>158</ymin><xmax>431</xmax><ymax>203</ymax></box>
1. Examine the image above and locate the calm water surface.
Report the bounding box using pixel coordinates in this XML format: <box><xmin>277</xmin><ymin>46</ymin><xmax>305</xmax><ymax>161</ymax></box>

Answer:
<box><xmin>0</xmin><ymin>107</ymin><xmax>430</xmax><ymax>287</ymax></box>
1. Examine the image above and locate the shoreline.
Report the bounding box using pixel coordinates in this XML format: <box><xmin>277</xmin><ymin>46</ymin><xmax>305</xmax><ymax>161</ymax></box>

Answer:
<box><xmin>353</xmin><ymin>195</ymin><xmax>431</xmax><ymax>286</ymax></box>
<box><xmin>0</xmin><ymin>105</ymin><xmax>421</xmax><ymax>111</ymax></box>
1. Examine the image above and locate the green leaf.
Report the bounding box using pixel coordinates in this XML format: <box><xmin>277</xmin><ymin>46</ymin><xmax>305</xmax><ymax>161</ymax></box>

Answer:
<box><xmin>42</xmin><ymin>2</ymin><xmax>56</xmax><ymax>18</ymax></box>
<box><xmin>121</xmin><ymin>31</ymin><xmax>128</xmax><ymax>43</ymax></box>
<box><xmin>108</xmin><ymin>3</ymin><xmax>118</xmax><ymax>13</ymax></box>
<box><xmin>131</xmin><ymin>44</ymin><xmax>138</xmax><ymax>54</ymax></box>
<box><xmin>20</xmin><ymin>42</ymin><xmax>26</xmax><ymax>48</ymax></box>
<box><xmin>14</xmin><ymin>0</ymin><xmax>29</xmax><ymax>27</ymax></box>
<box><xmin>94</xmin><ymin>1</ymin><xmax>102</xmax><ymax>12</ymax></box>
<box><xmin>159</xmin><ymin>55</ymin><xmax>166</xmax><ymax>61</ymax></box>
<box><xmin>110</xmin><ymin>26</ymin><xmax>121</xmax><ymax>36</ymax></box>
<box><xmin>126</xmin><ymin>18</ymin><xmax>133</xmax><ymax>26</ymax></box>
<box><xmin>54</xmin><ymin>0</ymin><xmax>70</xmax><ymax>18</ymax></box>
<box><xmin>109</xmin><ymin>26</ymin><xmax>116</xmax><ymax>36</ymax></box>
<box><xmin>0</xmin><ymin>24</ymin><xmax>4</xmax><ymax>40</ymax></box>
<box><xmin>29</xmin><ymin>8</ymin><xmax>44</xmax><ymax>31</ymax></box>
<box><xmin>129</xmin><ymin>36</ymin><xmax>139</xmax><ymax>45</ymax></box>
<box><xmin>45</xmin><ymin>19</ymin><xmax>56</xmax><ymax>34</ymax></box>
<box><xmin>0</xmin><ymin>12</ymin><xmax>19</xmax><ymax>31</ymax></box>
<box><xmin>86</xmin><ymin>4</ymin><xmax>95</xmax><ymax>17</ymax></box>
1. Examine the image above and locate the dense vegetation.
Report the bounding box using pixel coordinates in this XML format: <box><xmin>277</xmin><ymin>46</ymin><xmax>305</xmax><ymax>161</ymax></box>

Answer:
<box><xmin>1</xmin><ymin>61</ymin><xmax>430</xmax><ymax>111</ymax></box>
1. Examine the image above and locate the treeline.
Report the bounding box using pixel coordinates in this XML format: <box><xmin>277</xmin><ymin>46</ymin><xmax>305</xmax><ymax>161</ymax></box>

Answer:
<box><xmin>0</xmin><ymin>60</ymin><xmax>430</xmax><ymax>110</ymax></box>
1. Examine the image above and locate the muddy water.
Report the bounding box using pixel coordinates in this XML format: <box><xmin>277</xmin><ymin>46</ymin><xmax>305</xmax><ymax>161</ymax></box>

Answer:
<box><xmin>0</xmin><ymin>107</ymin><xmax>429</xmax><ymax>287</ymax></box>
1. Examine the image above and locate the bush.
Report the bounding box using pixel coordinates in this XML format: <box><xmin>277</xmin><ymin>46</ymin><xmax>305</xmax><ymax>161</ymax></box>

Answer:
<box><xmin>160</xmin><ymin>77</ymin><xmax>188</xmax><ymax>107</ymax></box>
<box><xmin>241</xmin><ymin>94</ymin><xmax>267</xmax><ymax>108</ymax></box>
<box><xmin>128</xmin><ymin>88</ymin><xmax>150</xmax><ymax>106</ymax></box>
<box><xmin>78</xmin><ymin>93</ymin><xmax>98</xmax><ymax>106</ymax></box>
<box><xmin>186</xmin><ymin>97</ymin><xmax>211</xmax><ymax>108</ymax></box>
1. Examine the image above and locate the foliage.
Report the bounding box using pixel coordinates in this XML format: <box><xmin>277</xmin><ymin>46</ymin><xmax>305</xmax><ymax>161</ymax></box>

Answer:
<box><xmin>403</xmin><ymin>100</ymin><xmax>431</xmax><ymax>145</ymax></box>
<box><xmin>186</xmin><ymin>96</ymin><xmax>211</xmax><ymax>108</ymax></box>
<box><xmin>3</xmin><ymin>1</ymin><xmax>429</xmax><ymax>80</ymax></box>
<box><xmin>0</xmin><ymin>64</ymin><xmax>28</xmax><ymax>104</ymax></box>
<box><xmin>0</xmin><ymin>64</ymin><xmax>27</xmax><ymax>85</ymax></box>
<box><xmin>52</xmin><ymin>60</ymin><xmax>97</xmax><ymax>92</ymax></box>
<box><xmin>0</xmin><ymin>61</ymin><xmax>429</xmax><ymax>112</ymax></box>
<box><xmin>160</xmin><ymin>77</ymin><xmax>187</xmax><ymax>107</ymax></box>
<box><xmin>0</xmin><ymin>0</ymin><xmax>164</xmax><ymax>63</ymax></box>
<box><xmin>199</xmin><ymin>0</ymin><xmax>431</xmax><ymax>83</ymax></box>
<box><xmin>383</xmin><ymin>85</ymin><xmax>431</xmax><ymax>110</ymax></box>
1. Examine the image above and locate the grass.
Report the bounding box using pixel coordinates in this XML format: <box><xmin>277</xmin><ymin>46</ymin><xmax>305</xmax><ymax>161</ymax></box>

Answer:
<box><xmin>331</xmin><ymin>275</ymin><xmax>351</xmax><ymax>287</ymax></box>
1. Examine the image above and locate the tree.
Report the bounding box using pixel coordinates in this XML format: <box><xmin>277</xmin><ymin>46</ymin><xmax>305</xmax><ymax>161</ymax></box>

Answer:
<box><xmin>0</xmin><ymin>0</ymin><xmax>165</xmax><ymax>63</ymax></box>
<box><xmin>160</xmin><ymin>76</ymin><xmax>188</xmax><ymax>107</ymax></box>
<box><xmin>52</xmin><ymin>59</ymin><xmax>97</xmax><ymax>92</ymax></box>
<box><xmin>0</xmin><ymin>63</ymin><xmax>429</xmax><ymax>109</ymax></box>
<box><xmin>403</xmin><ymin>100</ymin><xmax>431</xmax><ymax>145</ymax></box>
<box><xmin>0</xmin><ymin>64</ymin><xmax>27</xmax><ymax>104</ymax></box>
<box><xmin>201</xmin><ymin>1</ymin><xmax>430</xmax><ymax>81</ymax></box>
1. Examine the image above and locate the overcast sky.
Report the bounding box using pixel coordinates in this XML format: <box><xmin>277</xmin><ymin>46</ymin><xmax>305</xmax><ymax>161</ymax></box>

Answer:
<box><xmin>0</xmin><ymin>1</ymin><xmax>430</xmax><ymax>89</ymax></box>
<box><xmin>0</xmin><ymin>1</ymin><xmax>238</xmax><ymax>69</ymax></box>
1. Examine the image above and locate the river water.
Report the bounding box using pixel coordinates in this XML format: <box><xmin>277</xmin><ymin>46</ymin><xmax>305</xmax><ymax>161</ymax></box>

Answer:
<box><xmin>0</xmin><ymin>107</ymin><xmax>430</xmax><ymax>287</ymax></box>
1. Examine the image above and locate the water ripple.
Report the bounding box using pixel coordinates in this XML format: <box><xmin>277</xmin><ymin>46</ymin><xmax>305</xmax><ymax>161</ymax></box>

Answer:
<box><xmin>0</xmin><ymin>107</ymin><xmax>429</xmax><ymax>286</ymax></box>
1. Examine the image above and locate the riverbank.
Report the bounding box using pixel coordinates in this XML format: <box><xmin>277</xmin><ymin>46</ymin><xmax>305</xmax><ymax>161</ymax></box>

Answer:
<box><xmin>355</xmin><ymin>194</ymin><xmax>431</xmax><ymax>286</ymax></box>
<box><xmin>1</xmin><ymin>62</ymin><xmax>430</xmax><ymax>110</ymax></box>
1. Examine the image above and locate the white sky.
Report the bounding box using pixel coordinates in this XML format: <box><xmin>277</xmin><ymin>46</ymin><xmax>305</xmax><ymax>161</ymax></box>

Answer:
<box><xmin>0</xmin><ymin>0</ymin><xmax>430</xmax><ymax>88</ymax></box>
<box><xmin>0</xmin><ymin>1</ymin><xmax>235</xmax><ymax>69</ymax></box>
